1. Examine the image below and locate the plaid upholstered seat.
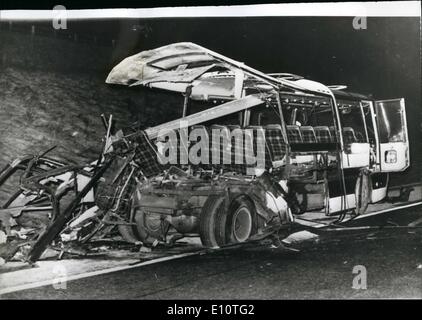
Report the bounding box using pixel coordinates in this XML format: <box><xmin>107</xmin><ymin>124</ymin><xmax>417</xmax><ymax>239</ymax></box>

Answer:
<box><xmin>230</xmin><ymin>127</ymin><xmax>249</xmax><ymax>174</ymax></box>
<box><xmin>246</xmin><ymin>126</ymin><xmax>272</xmax><ymax>171</ymax></box>
<box><xmin>264</xmin><ymin>124</ymin><xmax>287</xmax><ymax>161</ymax></box>
<box><xmin>342</xmin><ymin>127</ymin><xmax>357</xmax><ymax>144</ymax></box>
<box><xmin>286</xmin><ymin>125</ymin><xmax>303</xmax><ymax>143</ymax></box>
<box><xmin>299</xmin><ymin>126</ymin><xmax>317</xmax><ymax>143</ymax></box>
<box><xmin>329</xmin><ymin>126</ymin><xmax>338</xmax><ymax>142</ymax></box>
<box><xmin>314</xmin><ymin>126</ymin><xmax>332</xmax><ymax>143</ymax></box>
<box><xmin>133</xmin><ymin>131</ymin><xmax>165</xmax><ymax>177</ymax></box>
<box><xmin>210</xmin><ymin>124</ymin><xmax>246</xmax><ymax>174</ymax></box>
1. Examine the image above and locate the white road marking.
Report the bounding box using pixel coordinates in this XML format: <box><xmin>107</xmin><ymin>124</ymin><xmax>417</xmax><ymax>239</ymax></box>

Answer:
<box><xmin>0</xmin><ymin>250</ymin><xmax>203</xmax><ymax>295</ymax></box>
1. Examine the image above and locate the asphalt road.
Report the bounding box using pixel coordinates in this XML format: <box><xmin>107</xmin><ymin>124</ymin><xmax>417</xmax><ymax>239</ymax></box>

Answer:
<box><xmin>2</xmin><ymin>208</ymin><xmax>422</xmax><ymax>300</ymax></box>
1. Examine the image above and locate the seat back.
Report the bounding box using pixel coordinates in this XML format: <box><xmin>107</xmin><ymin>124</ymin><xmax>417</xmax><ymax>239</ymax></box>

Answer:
<box><xmin>286</xmin><ymin>125</ymin><xmax>303</xmax><ymax>143</ymax></box>
<box><xmin>246</xmin><ymin>125</ymin><xmax>272</xmax><ymax>170</ymax></box>
<box><xmin>265</xmin><ymin>124</ymin><xmax>287</xmax><ymax>161</ymax></box>
<box><xmin>299</xmin><ymin>126</ymin><xmax>317</xmax><ymax>143</ymax></box>
<box><xmin>314</xmin><ymin>126</ymin><xmax>332</xmax><ymax>143</ymax></box>
<box><xmin>342</xmin><ymin>127</ymin><xmax>357</xmax><ymax>144</ymax></box>
<box><xmin>134</xmin><ymin>131</ymin><xmax>164</xmax><ymax>177</ymax></box>
<box><xmin>329</xmin><ymin>126</ymin><xmax>338</xmax><ymax>142</ymax></box>
<box><xmin>210</xmin><ymin>124</ymin><xmax>246</xmax><ymax>174</ymax></box>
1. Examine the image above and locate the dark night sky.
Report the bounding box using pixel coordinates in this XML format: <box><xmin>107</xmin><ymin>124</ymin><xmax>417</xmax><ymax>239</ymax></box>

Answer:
<box><xmin>78</xmin><ymin>16</ymin><xmax>421</xmax><ymax>144</ymax></box>
<box><xmin>71</xmin><ymin>16</ymin><xmax>420</xmax><ymax>102</ymax></box>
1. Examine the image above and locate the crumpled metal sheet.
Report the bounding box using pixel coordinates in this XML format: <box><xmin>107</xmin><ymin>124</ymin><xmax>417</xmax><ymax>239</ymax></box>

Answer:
<box><xmin>106</xmin><ymin>43</ymin><xmax>217</xmax><ymax>86</ymax></box>
<box><xmin>106</xmin><ymin>42</ymin><xmax>334</xmax><ymax>100</ymax></box>
<box><xmin>105</xmin><ymin>43</ymin><xmax>241</xmax><ymax>100</ymax></box>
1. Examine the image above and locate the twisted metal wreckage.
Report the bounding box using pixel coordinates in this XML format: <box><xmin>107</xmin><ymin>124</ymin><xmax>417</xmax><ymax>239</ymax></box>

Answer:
<box><xmin>0</xmin><ymin>43</ymin><xmax>413</xmax><ymax>264</ymax></box>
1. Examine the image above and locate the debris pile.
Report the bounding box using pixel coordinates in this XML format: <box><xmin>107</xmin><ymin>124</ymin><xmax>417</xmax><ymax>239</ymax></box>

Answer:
<box><xmin>0</xmin><ymin>116</ymin><xmax>168</xmax><ymax>263</ymax></box>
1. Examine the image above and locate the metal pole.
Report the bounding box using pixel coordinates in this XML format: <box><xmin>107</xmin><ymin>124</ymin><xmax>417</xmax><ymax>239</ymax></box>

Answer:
<box><xmin>182</xmin><ymin>85</ymin><xmax>192</xmax><ymax>118</ymax></box>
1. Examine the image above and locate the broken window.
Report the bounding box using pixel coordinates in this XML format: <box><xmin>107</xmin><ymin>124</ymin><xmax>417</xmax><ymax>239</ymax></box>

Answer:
<box><xmin>375</xmin><ymin>99</ymin><xmax>407</xmax><ymax>143</ymax></box>
<box><xmin>279</xmin><ymin>96</ymin><xmax>337</xmax><ymax>144</ymax></box>
<box><xmin>362</xmin><ymin>103</ymin><xmax>376</xmax><ymax>145</ymax></box>
<box><xmin>249</xmin><ymin>103</ymin><xmax>281</xmax><ymax>126</ymax></box>
<box><xmin>338</xmin><ymin>101</ymin><xmax>368</xmax><ymax>144</ymax></box>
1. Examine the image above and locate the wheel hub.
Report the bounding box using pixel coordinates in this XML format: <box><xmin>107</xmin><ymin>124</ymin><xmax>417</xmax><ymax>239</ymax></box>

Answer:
<box><xmin>232</xmin><ymin>206</ymin><xmax>252</xmax><ymax>242</ymax></box>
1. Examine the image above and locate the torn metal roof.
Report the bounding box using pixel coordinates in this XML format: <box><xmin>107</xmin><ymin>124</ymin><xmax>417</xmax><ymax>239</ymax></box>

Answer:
<box><xmin>106</xmin><ymin>42</ymin><xmax>334</xmax><ymax>100</ymax></box>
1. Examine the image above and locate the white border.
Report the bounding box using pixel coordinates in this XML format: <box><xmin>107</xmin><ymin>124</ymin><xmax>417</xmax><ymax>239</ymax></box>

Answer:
<box><xmin>0</xmin><ymin>1</ymin><xmax>420</xmax><ymax>21</ymax></box>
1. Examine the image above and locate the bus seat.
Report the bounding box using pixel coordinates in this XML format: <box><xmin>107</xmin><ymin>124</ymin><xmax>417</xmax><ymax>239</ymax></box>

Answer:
<box><xmin>314</xmin><ymin>126</ymin><xmax>332</xmax><ymax>143</ymax></box>
<box><xmin>299</xmin><ymin>126</ymin><xmax>317</xmax><ymax>143</ymax></box>
<box><xmin>246</xmin><ymin>125</ymin><xmax>272</xmax><ymax>171</ymax></box>
<box><xmin>329</xmin><ymin>126</ymin><xmax>338</xmax><ymax>142</ymax></box>
<box><xmin>342</xmin><ymin>127</ymin><xmax>357</xmax><ymax>144</ymax></box>
<box><xmin>211</xmin><ymin>124</ymin><xmax>246</xmax><ymax>174</ymax></box>
<box><xmin>286</xmin><ymin>125</ymin><xmax>303</xmax><ymax>143</ymax></box>
<box><xmin>264</xmin><ymin>124</ymin><xmax>287</xmax><ymax>162</ymax></box>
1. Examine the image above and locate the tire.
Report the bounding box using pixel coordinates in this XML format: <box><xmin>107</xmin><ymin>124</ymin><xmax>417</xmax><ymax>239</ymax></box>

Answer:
<box><xmin>134</xmin><ymin>207</ymin><xmax>170</xmax><ymax>244</ymax></box>
<box><xmin>355</xmin><ymin>169</ymin><xmax>371</xmax><ymax>215</ymax></box>
<box><xmin>199</xmin><ymin>195</ymin><xmax>226</xmax><ymax>247</ymax></box>
<box><xmin>216</xmin><ymin>196</ymin><xmax>258</xmax><ymax>246</ymax></box>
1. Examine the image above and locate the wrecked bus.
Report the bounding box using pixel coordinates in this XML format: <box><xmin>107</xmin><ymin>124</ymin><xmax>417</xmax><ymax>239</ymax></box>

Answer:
<box><xmin>105</xmin><ymin>42</ymin><xmax>410</xmax><ymax>246</ymax></box>
<box><xmin>0</xmin><ymin>42</ymin><xmax>411</xmax><ymax>262</ymax></box>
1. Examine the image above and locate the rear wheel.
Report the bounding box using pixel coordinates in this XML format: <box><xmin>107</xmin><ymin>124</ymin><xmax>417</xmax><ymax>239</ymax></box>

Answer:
<box><xmin>199</xmin><ymin>195</ymin><xmax>225</xmax><ymax>247</ymax></box>
<box><xmin>219</xmin><ymin>196</ymin><xmax>258</xmax><ymax>245</ymax></box>
<box><xmin>198</xmin><ymin>195</ymin><xmax>262</xmax><ymax>247</ymax></box>
<box><xmin>200</xmin><ymin>195</ymin><xmax>260</xmax><ymax>247</ymax></box>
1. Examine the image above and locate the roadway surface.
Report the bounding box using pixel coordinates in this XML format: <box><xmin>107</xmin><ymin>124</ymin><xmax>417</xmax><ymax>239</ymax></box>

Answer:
<box><xmin>1</xmin><ymin>206</ymin><xmax>421</xmax><ymax>299</ymax></box>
